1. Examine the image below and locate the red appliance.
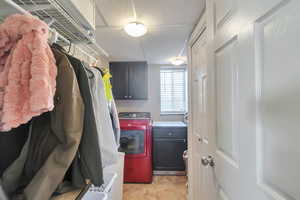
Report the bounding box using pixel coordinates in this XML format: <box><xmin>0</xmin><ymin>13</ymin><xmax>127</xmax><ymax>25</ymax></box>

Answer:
<box><xmin>119</xmin><ymin>112</ymin><xmax>152</xmax><ymax>183</ymax></box>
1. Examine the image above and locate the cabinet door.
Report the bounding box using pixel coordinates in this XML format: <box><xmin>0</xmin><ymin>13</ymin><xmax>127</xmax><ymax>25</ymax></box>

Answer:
<box><xmin>153</xmin><ymin>138</ymin><xmax>187</xmax><ymax>171</ymax></box>
<box><xmin>128</xmin><ymin>62</ymin><xmax>148</xmax><ymax>100</ymax></box>
<box><xmin>110</xmin><ymin>62</ymin><xmax>129</xmax><ymax>99</ymax></box>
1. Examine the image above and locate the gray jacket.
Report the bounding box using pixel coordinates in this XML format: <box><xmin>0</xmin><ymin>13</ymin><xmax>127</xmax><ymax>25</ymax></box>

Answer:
<box><xmin>110</xmin><ymin>99</ymin><xmax>120</xmax><ymax>147</ymax></box>
<box><xmin>85</xmin><ymin>65</ymin><xmax>119</xmax><ymax>168</ymax></box>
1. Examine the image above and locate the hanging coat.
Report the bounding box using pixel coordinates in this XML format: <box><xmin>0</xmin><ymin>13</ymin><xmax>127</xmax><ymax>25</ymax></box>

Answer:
<box><xmin>63</xmin><ymin>53</ymin><xmax>104</xmax><ymax>187</ymax></box>
<box><xmin>98</xmin><ymin>68</ymin><xmax>120</xmax><ymax>147</ymax></box>
<box><xmin>0</xmin><ymin>14</ymin><xmax>57</xmax><ymax>131</ymax></box>
<box><xmin>1</xmin><ymin>48</ymin><xmax>84</xmax><ymax>200</ymax></box>
<box><xmin>0</xmin><ymin>124</ymin><xmax>29</xmax><ymax>176</ymax></box>
<box><xmin>110</xmin><ymin>98</ymin><xmax>120</xmax><ymax>147</ymax></box>
<box><xmin>85</xmin><ymin>65</ymin><xmax>119</xmax><ymax>168</ymax></box>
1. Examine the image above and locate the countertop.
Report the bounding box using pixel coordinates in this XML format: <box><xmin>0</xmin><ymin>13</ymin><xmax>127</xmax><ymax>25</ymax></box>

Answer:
<box><xmin>152</xmin><ymin>121</ymin><xmax>187</xmax><ymax>128</ymax></box>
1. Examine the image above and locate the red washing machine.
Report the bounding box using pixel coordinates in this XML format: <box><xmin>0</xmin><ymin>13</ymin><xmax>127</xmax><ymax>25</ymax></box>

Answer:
<box><xmin>119</xmin><ymin>112</ymin><xmax>152</xmax><ymax>183</ymax></box>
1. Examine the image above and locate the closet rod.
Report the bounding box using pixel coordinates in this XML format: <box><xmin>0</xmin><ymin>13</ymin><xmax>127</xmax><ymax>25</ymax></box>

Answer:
<box><xmin>73</xmin><ymin>45</ymin><xmax>98</xmax><ymax>63</ymax></box>
<box><xmin>2</xmin><ymin>0</ymin><xmax>102</xmax><ymax>63</ymax></box>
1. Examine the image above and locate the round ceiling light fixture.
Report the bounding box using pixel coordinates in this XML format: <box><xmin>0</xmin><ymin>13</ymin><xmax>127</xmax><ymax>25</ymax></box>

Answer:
<box><xmin>170</xmin><ymin>57</ymin><xmax>186</xmax><ymax>66</ymax></box>
<box><xmin>124</xmin><ymin>22</ymin><xmax>148</xmax><ymax>37</ymax></box>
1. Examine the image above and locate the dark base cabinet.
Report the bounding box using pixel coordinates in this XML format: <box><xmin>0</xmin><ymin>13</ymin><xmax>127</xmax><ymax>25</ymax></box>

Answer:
<box><xmin>152</xmin><ymin>122</ymin><xmax>187</xmax><ymax>171</ymax></box>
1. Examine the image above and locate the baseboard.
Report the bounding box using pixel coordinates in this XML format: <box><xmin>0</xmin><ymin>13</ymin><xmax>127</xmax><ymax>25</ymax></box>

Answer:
<box><xmin>153</xmin><ymin>171</ymin><xmax>186</xmax><ymax>176</ymax></box>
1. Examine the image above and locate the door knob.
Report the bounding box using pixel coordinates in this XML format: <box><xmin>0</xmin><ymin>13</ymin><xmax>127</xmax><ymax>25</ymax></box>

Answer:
<box><xmin>201</xmin><ymin>155</ymin><xmax>215</xmax><ymax>167</ymax></box>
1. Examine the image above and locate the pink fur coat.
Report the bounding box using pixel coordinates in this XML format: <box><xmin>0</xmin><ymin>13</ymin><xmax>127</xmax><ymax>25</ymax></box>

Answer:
<box><xmin>0</xmin><ymin>14</ymin><xmax>57</xmax><ymax>131</ymax></box>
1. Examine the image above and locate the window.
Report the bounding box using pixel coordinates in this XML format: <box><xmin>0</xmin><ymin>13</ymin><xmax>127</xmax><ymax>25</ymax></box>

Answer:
<box><xmin>160</xmin><ymin>68</ymin><xmax>187</xmax><ymax>114</ymax></box>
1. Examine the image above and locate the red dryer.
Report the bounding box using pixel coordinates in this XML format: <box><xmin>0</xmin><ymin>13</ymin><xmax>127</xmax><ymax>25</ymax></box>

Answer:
<box><xmin>119</xmin><ymin>112</ymin><xmax>152</xmax><ymax>183</ymax></box>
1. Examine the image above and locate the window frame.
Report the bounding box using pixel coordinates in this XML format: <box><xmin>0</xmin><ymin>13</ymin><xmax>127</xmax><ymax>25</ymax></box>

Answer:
<box><xmin>159</xmin><ymin>67</ymin><xmax>187</xmax><ymax>115</ymax></box>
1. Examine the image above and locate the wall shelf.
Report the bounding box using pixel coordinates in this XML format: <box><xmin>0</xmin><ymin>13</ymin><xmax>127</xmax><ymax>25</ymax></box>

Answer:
<box><xmin>0</xmin><ymin>0</ymin><xmax>108</xmax><ymax>58</ymax></box>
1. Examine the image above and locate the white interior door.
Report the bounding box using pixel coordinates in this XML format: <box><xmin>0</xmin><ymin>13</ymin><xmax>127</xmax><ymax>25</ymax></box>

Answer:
<box><xmin>189</xmin><ymin>28</ymin><xmax>207</xmax><ymax>200</ymax></box>
<box><xmin>209</xmin><ymin>0</ymin><xmax>300</xmax><ymax>199</ymax></box>
<box><xmin>189</xmin><ymin>0</ymin><xmax>300</xmax><ymax>200</ymax></box>
<box><xmin>189</xmin><ymin>18</ymin><xmax>216</xmax><ymax>199</ymax></box>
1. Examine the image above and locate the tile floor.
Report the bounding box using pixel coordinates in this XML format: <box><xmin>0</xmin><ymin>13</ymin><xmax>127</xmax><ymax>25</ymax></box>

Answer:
<box><xmin>123</xmin><ymin>176</ymin><xmax>187</xmax><ymax>200</ymax></box>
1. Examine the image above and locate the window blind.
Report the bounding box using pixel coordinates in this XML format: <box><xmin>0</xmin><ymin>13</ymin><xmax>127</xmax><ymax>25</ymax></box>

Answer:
<box><xmin>160</xmin><ymin>68</ymin><xmax>187</xmax><ymax>113</ymax></box>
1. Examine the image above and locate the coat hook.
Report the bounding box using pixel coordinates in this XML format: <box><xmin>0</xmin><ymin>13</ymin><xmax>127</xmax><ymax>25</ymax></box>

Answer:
<box><xmin>68</xmin><ymin>42</ymin><xmax>72</xmax><ymax>53</ymax></box>
<box><xmin>45</xmin><ymin>17</ymin><xmax>56</xmax><ymax>27</ymax></box>
<box><xmin>49</xmin><ymin>30</ymin><xmax>58</xmax><ymax>44</ymax></box>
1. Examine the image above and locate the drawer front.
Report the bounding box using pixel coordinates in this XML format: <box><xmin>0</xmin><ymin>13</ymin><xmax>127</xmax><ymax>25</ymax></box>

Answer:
<box><xmin>152</xmin><ymin>127</ymin><xmax>187</xmax><ymax>139</ymax></box>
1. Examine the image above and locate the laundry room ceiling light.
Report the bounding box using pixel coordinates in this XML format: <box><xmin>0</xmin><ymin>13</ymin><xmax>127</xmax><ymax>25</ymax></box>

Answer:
<box><xmin>170</xmin><ymin>57</ymin><xmax>186</xmax><ymax>66</ymax></box>
<box><xmin>124</xmin><ymin>22</ymin><xmax>147</xmax><ymax>37</ymax></box>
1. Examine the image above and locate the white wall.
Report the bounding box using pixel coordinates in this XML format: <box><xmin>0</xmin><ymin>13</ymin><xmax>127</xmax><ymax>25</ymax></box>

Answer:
<box><xmin>115</xmin><ymin>64</ymin><xmax>185</xmax><ymax>122</ymax></box>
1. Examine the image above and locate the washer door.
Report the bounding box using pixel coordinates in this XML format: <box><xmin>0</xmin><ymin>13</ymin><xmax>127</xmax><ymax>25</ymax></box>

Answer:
<box><xmin>119</xmin><ymin>130</ymin><xmax>145</xmax><ymax>155</ymax></box>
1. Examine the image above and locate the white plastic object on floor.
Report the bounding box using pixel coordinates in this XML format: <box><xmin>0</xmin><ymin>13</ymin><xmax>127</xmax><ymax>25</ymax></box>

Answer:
<box><xmin>102</xmin><ymin>172</ymin><xmax>118</xmax><ymax>193</ymax></box>
<box><xmin>103</xmin><ymin>152</ymin><xmax>125</xmax><ymax>200</ymax></box>
<box><xmin>81</xmin><ymin>191</ymin><xmax>107</xmax><ymax>200</ymax></box>
<box><xmin>84</xmin><ymin>172</ymin><xmax>117</xmax><ymax>200</ymax></box>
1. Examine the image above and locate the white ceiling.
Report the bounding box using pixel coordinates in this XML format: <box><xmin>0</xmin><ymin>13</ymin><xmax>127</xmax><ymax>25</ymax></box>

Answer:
<box><xmin>94</xmin><ymin>0</ymin><xmax>205</xmax><ymax>64</ymax></box>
